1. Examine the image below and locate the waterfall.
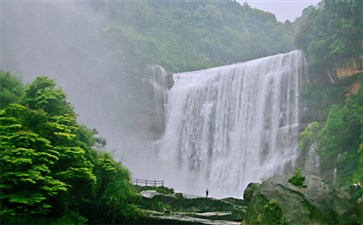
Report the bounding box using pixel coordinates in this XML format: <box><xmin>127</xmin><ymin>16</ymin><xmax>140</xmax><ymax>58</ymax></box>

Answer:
<box><xmin>332</xmin><ymin>153</ymin><xmax>340</xmax><ymax>186</ymax></box>
<box><xmin>158</xmin><ymin>50</ymin><xmax>304</xmax><ymax>198</ymax></box>
<box><xmin>141</xmin><ymin>65</ymin><xmax>169</xmax><ymax>139</ymax></box>
<box><xmin>304</xmin><ymin>141</ymin><xmax>320</xmax><ymax>176</ymax></box>
<box><xmin>333</xmin><ymin>168</ymin><xmax>337</xmax><ymax>186</ymax></box>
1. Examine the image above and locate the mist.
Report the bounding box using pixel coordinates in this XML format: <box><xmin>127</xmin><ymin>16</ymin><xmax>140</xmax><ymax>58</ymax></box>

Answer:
<box><xmin>2</xmin><ymin>2</ymin><xmax>151</xmax><ymax>173</ymax></box>
<box><xmin>1</xmin><ymin>2</ymin><xmax>304</xmax><ymax>197</ymax></box>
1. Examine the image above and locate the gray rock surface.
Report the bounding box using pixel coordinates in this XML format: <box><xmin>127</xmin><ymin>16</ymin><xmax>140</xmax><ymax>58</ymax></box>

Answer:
<box><xmin>242</xmin><ymin>174</ymin><xmax>359</xmax><ymax>225</ymax></box>
<box><xmin>138</xmin><ymin>189</ymin><xmax>246</xmax><ymax>224</ymax></box>
<box><xmin>140</xmin><ymin>190</ymin><xmax>159</xmax><ymax>199</ymax></box>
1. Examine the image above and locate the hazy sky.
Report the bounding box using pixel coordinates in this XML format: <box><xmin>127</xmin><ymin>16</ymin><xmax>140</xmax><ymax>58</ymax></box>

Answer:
<box><xmin>238</xmin><ymin>0</ymin><xmax>319</xmax><ymax>22</ymax></box>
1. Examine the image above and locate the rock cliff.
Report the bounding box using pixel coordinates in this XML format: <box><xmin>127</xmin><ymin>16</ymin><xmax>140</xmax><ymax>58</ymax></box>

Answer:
<box><xmin>333</xmin><ymin>56</ymin><xmax>363</xmax><ymax>81</ymax></box>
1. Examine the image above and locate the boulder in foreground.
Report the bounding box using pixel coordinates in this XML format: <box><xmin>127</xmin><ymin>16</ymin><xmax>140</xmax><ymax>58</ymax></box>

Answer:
<box><xmin>242</xmin><ymin>174</ymin><xmax>360</xmax><ymax>225</ymax></box>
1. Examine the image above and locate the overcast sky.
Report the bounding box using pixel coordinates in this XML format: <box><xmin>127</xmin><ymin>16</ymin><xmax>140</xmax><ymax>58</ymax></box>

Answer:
<box><xmin>238</xmin><ymin>0</ymin><xmax>320</xmax><ymax>22</ymax></box>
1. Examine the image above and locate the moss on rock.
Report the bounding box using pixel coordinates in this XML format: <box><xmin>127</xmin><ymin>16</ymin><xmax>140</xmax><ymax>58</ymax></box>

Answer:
<box><xmin>242</xmin><ymin>174</ymin><xmax>359</xmax><ymax>225</ymax></box>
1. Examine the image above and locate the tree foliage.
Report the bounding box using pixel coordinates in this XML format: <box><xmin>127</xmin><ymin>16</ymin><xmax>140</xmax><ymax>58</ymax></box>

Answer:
<box><xmin>0</xmin><ymin>106</ymin><xmax>67</xmax><ymax>217</ymax></box>
<box><xmin>300</xmin><ymin>83</ymin><xmax>345</xmax><ymax>118</ymax></box>
<box><xmin>0</xmin><ymin>73</ymin><xmax>139</xmax><ymax>224</ymax></box>
<box><xmin>295</xmin><ymin>0</ymin><xmax>363</xmax><ymax>78</ymax></box>
<box><xmin>93</xmin><ymin>0</ymin><xmax>295</xmax><ymax>73</ymax></box>
<box><xmin>92</xmin><ymin>151</ymin><xmax>139</xmax><ymax>224</ymax></box>
<box><xmin>295</xmin><ymin>0</ymin><xmax>362</xmax><ymax>187</ymax></box>
<box><xmin>299</xmin><ymin>122</ymin><xmax>321</xmax><ymax>151</ymax></box>
<box><xmin>318</xmin><ymin>105</ymin><xmax>345</xmax><ymax>160</ymax></box>
<box><xmin>0</xmin><ymin>71</ymin><xmax>24</xmax><ymax>109</ymax></box>
<box><xmin>22</xmin><ymin>76</ymin><xmax>74</xmax><ymax>116</ymax></box>
<box><xmin>304</xmin><ymin>75</ymin><xmax>363</xmax><ymax>187</ymax></box>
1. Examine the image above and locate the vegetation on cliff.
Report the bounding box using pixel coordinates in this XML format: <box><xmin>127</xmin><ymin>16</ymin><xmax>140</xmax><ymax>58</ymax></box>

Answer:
<box><xmin>2</xmin><ymin>0</ymin><xmax>362</xmax><ymax>224</ymax></box>
<box><xmin>0</xmin><ymin>72</ymin><xmax>140</xmax><ymax>224</ymax></box>
<box><xmin>296</xmin><ymin>0</ymin><xmax>362</xmax><ymax>190</ymax></box>
<box><xmin>299</xmin><ymin>74</ymin><xmax>363</xmax><ymax>188</ymax></box>
<box><xmin>295</xmin><ymin>0</ymin><xmax>362</xmax><ymax>79</ymax></box>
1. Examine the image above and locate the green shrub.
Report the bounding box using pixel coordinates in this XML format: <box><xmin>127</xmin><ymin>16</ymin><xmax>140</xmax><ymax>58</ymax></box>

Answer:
<box><xmin>288</xmin><ymin>168</ymin><xmax>306</xmax><ymax>187</ymax></box>
<box><xmin>264</xmin><ymin>199</ymin><xmax>288</xmax><ymax>225</ymax></box>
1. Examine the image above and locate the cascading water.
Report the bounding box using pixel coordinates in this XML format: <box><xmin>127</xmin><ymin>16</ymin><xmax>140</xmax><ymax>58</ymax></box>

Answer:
<box><xmin>304</xmin><ymin>141</ymin><xmax>321</xmax><ymax>176</ymax></box>
<box><xmin>141</xmin><ymin>65</ymin><xmax>169</xmax><ymax>139</ymax></box>
<box><xmin>158</xmin><ymin>50</ymin><xmax>304</xmax><ymax>198</ymax></box>
<box><xmin>333</xmin><ymin>154</ymin><xmax>340</xmax><ymax>186</ymax></box>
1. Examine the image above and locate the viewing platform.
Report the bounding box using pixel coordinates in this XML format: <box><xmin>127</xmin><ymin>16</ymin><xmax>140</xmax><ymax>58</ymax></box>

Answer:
<box><xmin>131</xmin><ymin>178</ymin><xmax>164</xmax><ymax>187</ymax></box>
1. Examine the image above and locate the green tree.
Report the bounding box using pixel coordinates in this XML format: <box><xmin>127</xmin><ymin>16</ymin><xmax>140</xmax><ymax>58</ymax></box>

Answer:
<box><xmin>48</xmin><ymin>114</ymin><xmax>96</xmax><ymax>215</ymax></box>
<box><xmin>354</xmin><ymin>115</ymin><xmax>363</xmax><ymax>182</ymax></box>
<box><xmin>299</xmin><ymin>122</ymin><xmax>321</xmax><ymax>151</ymax></box>
<box><xmin>295</xmin><ymin>0</ymin><xmax>363</xmax><ymax>79</ymax></box>
<box><xmin>0</xmin><ymin>104</ymin><xmax>67</xmax><ymax>218</ymax></box>
<box><xmin>318</xmin><ymin>105</ymin><xmax>345</xmax><ymax>160</ymax></box>
<box><xmin>22</xmin><ymin>78</ymin><xmax>97</xmax><ymax>216</ymax></box>
<box><xmin>0</xmin><ymin>71</ymin><xmax>24</xmax><ymax>109</ymax></box>
<box><xmin>97</xmin><ymin>0</ymin><xmax>295</xmax><ymax>73</ymax></box>
<box><xmin>92</xmin><ymin>151</ymin><xmax>139</xmax><ymax>224</ymax></box>
<box><xmin>313</xmin><ymin>83</ymin><xmax>362</xmax><ymax>187</ymax></box>
<box><xmin>1</xmin><ymin>73</ymin><xmax>140</xmax><ymax>223</ymax></box>
<box><xmin>341</xmin><ymin>93</ymin><xmax>363</xmax><ymax>148</ymax></box>
<box><xmin>22</xmin><ymin>76</ymin><xmax>74</xmax><ymax>116</ymax></box>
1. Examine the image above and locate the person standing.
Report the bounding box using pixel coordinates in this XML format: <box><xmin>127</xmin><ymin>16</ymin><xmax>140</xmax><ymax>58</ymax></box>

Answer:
<box><xmin>206</xmin><ymin>188</ymin><xmax>209</xmax><ymax>197</ymax></box>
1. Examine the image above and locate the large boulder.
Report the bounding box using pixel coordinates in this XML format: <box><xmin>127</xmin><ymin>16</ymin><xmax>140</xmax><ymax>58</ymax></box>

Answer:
<box><xmin>242</xmin><ymin>174</ymin><xmax>359</xmax><ymax>225</ymax></box>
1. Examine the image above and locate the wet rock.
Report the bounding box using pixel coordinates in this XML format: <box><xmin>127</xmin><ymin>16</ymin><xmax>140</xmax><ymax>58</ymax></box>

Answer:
<box><xmin>243</xmin><ymin>183</ymin><xmax>261</xmax><ymax>203</ymax></box>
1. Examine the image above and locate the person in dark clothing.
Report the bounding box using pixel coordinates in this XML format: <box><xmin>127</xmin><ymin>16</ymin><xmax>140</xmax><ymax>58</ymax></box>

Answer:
<box><xmin>206</xmin><ymin>188</ymin><xmax>209</xmax><ymax>197</ymax></box>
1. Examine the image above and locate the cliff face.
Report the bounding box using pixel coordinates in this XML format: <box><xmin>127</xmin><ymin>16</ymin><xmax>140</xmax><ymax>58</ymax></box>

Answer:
<box><xmin>325</xmin><ymin>56</ymin><xmax>363</xmax><ymax>84</ymax></box>
<box><xmin>140</xmin><ymin>65</ymin><xmax>172</xmax><ymax>140</ymax></box>
<box><xmin>298</xmin><ymin>55</ymin><xmax>362</xmax><ymax>182</ymax></box>
<box><xmin>334</xmin><ymin>56</ymin><xmax>363</xmax><ymax>80</ymax></box>
<box><xmin>299</xmin><ymin>55</ymin><xmax>362</xmax><ymax>123</ymax></box>
<box><xmin>345</xmin><ymin>80</ymin><xmax>361</xmax><ymax>96</ymax></box>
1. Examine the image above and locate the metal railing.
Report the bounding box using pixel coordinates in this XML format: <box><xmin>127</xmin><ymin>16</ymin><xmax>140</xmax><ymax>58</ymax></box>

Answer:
<box><xmin>131</xmin><ymin>178</ymin><xmax>164</xmax><ymax>187</ymax></box>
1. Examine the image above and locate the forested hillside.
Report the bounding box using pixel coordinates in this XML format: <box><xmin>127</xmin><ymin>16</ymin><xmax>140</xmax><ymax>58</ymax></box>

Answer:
<box><xmin>296</xmin><ymin>0</ymin><xmax>363</xmax><ymax>190</ymax></box>
<box><xmin>0</xmin><ymin>72</ymin><xmax>140</xmax><ymax>224</ymax></box>
<box><xmin>1</xmin><ymin>0</ymin><xmax>362</xmax><ymax>224</ymax></box>
<box><xmin>91</xmin><ymin>0</ymin><xmax>295</xmax><ymax>73</ymax></box>
<box><xmin>0</xmin><ymin>3</ymin><xmax>298</xmax><ymax>223</ymax></box>
<box><xmin>295</xmin><ymin>0</ymin><xmax>362</xmax><ymax>78</ymax></box>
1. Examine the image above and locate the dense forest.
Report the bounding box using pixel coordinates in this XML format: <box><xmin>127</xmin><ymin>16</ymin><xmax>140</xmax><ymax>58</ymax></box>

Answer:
<box><xmin>1</xmin><ymin>0</ymin><xmax>362</xmax><ymax>224</ymax></box>
<box><xmin>295</xmin><ymin>0</ymin><xmax>362</xmax><ymax>79</ymax></box>
<box><xmin>0</xmin><ymin>72</ymin><xmax>140</xmax><ymax>224</ymax></box>
<box><xmin>91</xmin><ymin>0</ymin><xmax>295</xmax><ymax>73</ymax></box>
<box><xmin>296</xmin><ymin>0</ymin><xmax>363</xmax><ymax>189</ymax></box>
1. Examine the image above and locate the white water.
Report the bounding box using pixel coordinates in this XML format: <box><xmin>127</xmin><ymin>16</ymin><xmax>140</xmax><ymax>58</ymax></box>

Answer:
<box><xmin>332</xmin><ymin>154</ymin><xmax>340</xmax><ymax>186</ymax></box>
<box><xmin>158</xmin><ymin>50</ymin><xmax>304</xmax><ymax>198</ymax></box>
<box><xmin>141</xmin><ymin>65</ymin><xmax>169</xmax><ymax>139</ymax></box>
<box><xmin>304</xmin><ymin>141</ymin><xmax>320</xmax><ymax>176</ymax></box>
